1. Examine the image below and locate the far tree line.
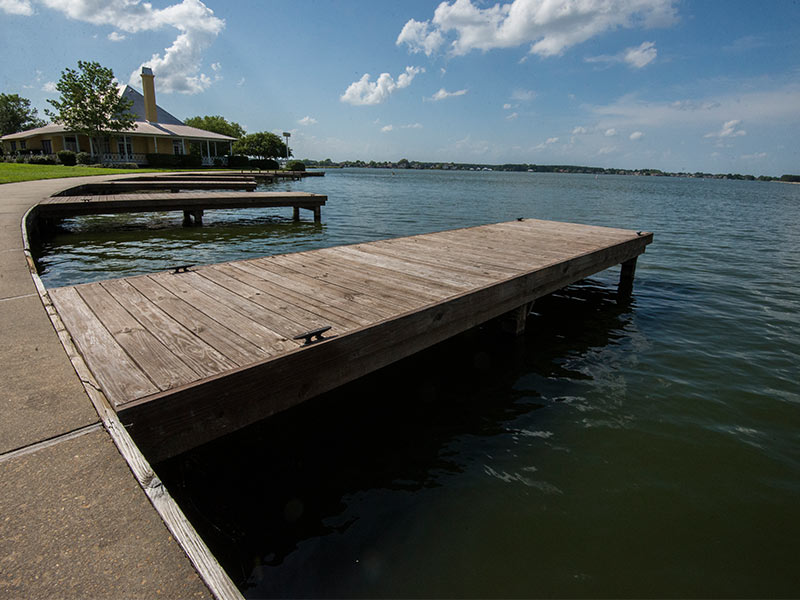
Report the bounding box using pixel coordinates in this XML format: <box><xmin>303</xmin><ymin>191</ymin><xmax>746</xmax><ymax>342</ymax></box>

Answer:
<box><xmin>1</xmin><ymin>60</ymin><xmax>291</xmax><ymax>162</ymax></box>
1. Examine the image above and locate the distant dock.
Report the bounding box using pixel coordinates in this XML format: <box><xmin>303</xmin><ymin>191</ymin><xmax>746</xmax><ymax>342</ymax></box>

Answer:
<box><xmin>47</xmin><ymin>219</ymin><xmax>653</xmax><ymax>462</ymax></box>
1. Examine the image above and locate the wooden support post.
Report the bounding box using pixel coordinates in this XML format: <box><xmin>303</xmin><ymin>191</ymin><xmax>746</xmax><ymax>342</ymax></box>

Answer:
<box><xmin>500</xmin><ymin>301</ymin><xmax>534</xmax><ymax>336</ymax></box>
<box><xmin>618</xmin><ymin>257</ymin><xmax>637</xmax><ymax>301</ymax></box>
<box><xmin>292</xmin><ymin>206</ymin><xmax>300</xmax><ymax>221</ymax></box>
<box><xmin>182</xmin><ymin>210</ymin><xmax>204</xmax><ymax>226</ymax></box>
<box><xmin>193</xmin><ymin>209</ymin><xmax>204</xmax><ymax>226</ymax></box>
<box><xmin>182</xmin><ymin>210</ymin><xmax>192</xmax><ymax>227</ymax></box>
<box><xmin>313</xmin><ymin>206</ymin><xmax>321</xmax><ymax>223</ymax></box>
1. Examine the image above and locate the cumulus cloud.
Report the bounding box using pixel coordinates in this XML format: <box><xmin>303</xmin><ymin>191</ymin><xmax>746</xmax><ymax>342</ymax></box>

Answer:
<box><xmin>0</xmin><ymin>0</ymin><xmax>33</xmax><ymax>15</ymax></box>
<box><xmin>341</xmin><ymin>66</ymin><xmax>424</xmax><ymax>105</ymax></box>
<box><xmin>503</xmin><ymin>103</ymin><xmax>512</xmax><ymax>109</ymax></box>
<box><xmin>236</xmin><ymin>77</ymin><xmax>245</xmax><ymax>87</ymax></box>
<box><xmin>41</xmin><ymin>81</ymin><xmax>57</xmax><ymax>93</ymax></box>
<box><xmin>381</xmin><ymin>125</ymin><xmax>394</xmax><ymax>133</ymax></box>
<box><xmin>428</xmin><ymin>87</ymin><xmax>468</xmax><ymax>101</ymax></box>
<box><xmin>397</xmin><ymin>0</ymin><xmax>676</xmax><ymax>58</ymax></box>
<box><xmin>741</xmin><ymin>152</ymin><xmax>767</xmax><ymax>160</ymax></box>
<box><xmin>381</xmin><ymin>123</ymin><xmax>423</xmax><ymax>132</ymax></box>
<box><xmin>298</xmin><ymin>116</ymin><xmax>317</xmax><ymax>126</ymax></box>
<box><xmin>586</xmin><ymin>41</ymin><xmax>657</xmax><ymax>68</ymax></box>
<box><xmin>17</xmin><ymin>0</ymin><xmax>225</xmax><ymax>94</ymax></box>
<box><xmin>546</xmin><ymin>136</ymin><xmax>559</xmax><ymax>144</ymax></box>
<box><xmin>572</xmin><ymin>125</ymin><xmax>589</xmax><ymax>134</ymax></box>
<box><xmin>506</xmin><ymin>112</ymin><xmax>519</xmax><ymax>120</ymax></box>
<box><xmin>629</xmin><ymin>130</ymin><xmax>644</xmax><ymax>140</ymax></box>
<box><xmin>604</xmin><ymin>128</ymin><xmax>617</xmax><ymax>136</ymax></box>
<box><xmin>704</xmin><ymin>119</ymin><xmax>746</xmax><ymax>138</ymax></box>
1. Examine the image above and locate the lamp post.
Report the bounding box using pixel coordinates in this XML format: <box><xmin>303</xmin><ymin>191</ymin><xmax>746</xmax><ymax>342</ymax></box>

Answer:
<box><xmin>282</xmin><ymin>131</ymin><xmax>291</xmax><ymax>164</ymax></box>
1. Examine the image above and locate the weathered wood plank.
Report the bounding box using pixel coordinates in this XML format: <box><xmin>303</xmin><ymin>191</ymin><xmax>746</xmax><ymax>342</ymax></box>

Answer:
<box><xmin>101</xmin><ymin>278</ymin><xmax>238</xmax><ymax>378</ymax></box>
<box><xmin>49</xmin><ymin>286</ymin><xmax>159</xmax><ymax>406</ymax></box>
<box><xmin>120</xmin><ymin>233</ymin><xmax>651</xmax><ymax>461</ymax></box>
<box><xmin>76</xmin><ymin>283</ymin><xmax>200</xmax><ymax>392</ymax></box>
<box><xmin>127</xmin><ymin>275</ymin><xmax>269</xmax><ymax>368</ymax></box>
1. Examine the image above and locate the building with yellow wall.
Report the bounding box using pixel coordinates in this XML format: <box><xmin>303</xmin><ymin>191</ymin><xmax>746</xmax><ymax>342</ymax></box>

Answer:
<box><xmin>0</xmin><ymin>68</ymin><xmax>237</xmax><ymax>165</ymax></box>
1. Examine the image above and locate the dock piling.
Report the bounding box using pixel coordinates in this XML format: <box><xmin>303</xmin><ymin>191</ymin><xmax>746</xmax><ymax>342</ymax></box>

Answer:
<box><xmin>617</xmin><ymin>257</ymin><xmax>638</xmax><ymax>301</ymax></box>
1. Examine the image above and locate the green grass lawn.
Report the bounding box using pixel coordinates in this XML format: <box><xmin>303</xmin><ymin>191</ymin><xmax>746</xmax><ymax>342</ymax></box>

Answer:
<box><xmin>0</xmin><ymin>163</ymin><xmax>242</xmax><ymax>184</ymax></box>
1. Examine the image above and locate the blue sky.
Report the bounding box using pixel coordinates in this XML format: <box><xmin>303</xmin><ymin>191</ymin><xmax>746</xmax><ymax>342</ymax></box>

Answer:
<box><xmin>1</xmin><ymin>0</ymin><xmax>798</xmax><ymax>175</ymax></box>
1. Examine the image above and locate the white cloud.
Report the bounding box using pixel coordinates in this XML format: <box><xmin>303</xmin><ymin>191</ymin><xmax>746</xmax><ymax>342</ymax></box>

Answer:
<box><xmin>506</xmin><ymin>112</ymin><xmax>519</xmax><ymax>120</ymax></box>
<box><xmin>572</xmin><ymin>126</ymin><xmax>589</xmax><ymax>134</ymax></box>
<box><xmin>598</xmin><ymin>146</ymin><xmax>616</xmax><ymax>155</ymax></box>
<box><xmin>381</xmin><ymin>123</ymin><xmax>423</xmax><ymax>132</ymax></box>
<box><xmin>236</xmin><ymin>77</ymin><xmax>245</xmax><ymax>87</ymax></box>
<box><xmin>107</xmin><ymin>30</ymin><xmax>126</xmax><ymax>41</ymax></box>
<box><xmin>511</xmin><ymin>89</ymin><xmax>535</xmax><ymax>101</ymax></box>
<box><xmin>210</xmin><ymin>62</ymin><xmax>221</xmax><ymax>71</ymax></box>
<box><xmin>0</xmin><ymin>0</ymin><xmax>33</xmax><ymax>15</ymax></box>
<box><xmin>546</xmin><ymin>136</ymin><xmax>559</xmax><ymax>144</ymax></box>
<box><xmin>503</xmin><ymin>103</ymin><xmax>512</xmax><ymax>110</ymax></box>
<box><xmin>402</xmin><ymin>123</ymin><xmax>423</xmax><ymax>129</ymax></box>
<box><xmin>741</xmin><ymin>152</ymin><xmax>767</xmax><ymax>160</ymax></box>
<box><xmin>42</xmin><ymin>81</ymin><xmax>57</xmax><ymax>93</ymax></box>
<box><xmin>629</xmin><ymin>131</ymin><xmax>644</xmax><ymax>140</ymax></box>
<box><xmin>341</xmin><ymin>66</ymin><xmax>424</xmax><ymax>106</ymax></box>
<box><xmin>604</xmin><ymin>128</ymin><xmax>617</xmax><ymax>136</ymax></box>
<box><xmin>381</xmin><ymin>125</ymin><xmax>394</xmax><ymax>133</ymax></box>
<box><xmin>428</xmin><ymin>87</ymin><xmax>468</xmax><ymax>101</ymax></box>
<box><xmin>27</xmin><ymin>0</ymin><xmax>225</xmax><ymax>95</ymax></box>
<box><xmin>298</xmin><ymin>115</ymin><xmax>317</xmax><ymax>126</ymax></box>
<box><xmin>624</xmin><ymin>41</ymin><xmax>657</xmax><ymax>68</ymax></box>
<box><xmin>397</xmin><ymin>0</ymin><xmax>676</xmax><ymax>58</ymax></box>
<box><xmin>586</xmin><ymin>41</ymin><xmax>657</xmax><ymax>68</ymax></box>
<box><xmin>705</xmin><ymin>119</ymin><xmax>746</xmax><ymax>138</ymax></box>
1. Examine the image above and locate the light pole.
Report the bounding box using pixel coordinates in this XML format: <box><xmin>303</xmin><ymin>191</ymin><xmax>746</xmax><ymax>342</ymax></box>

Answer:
<box><xmin>282</xmin><ymin>131</ymin><xmax>291</xmax><ymax>165</ymax></box>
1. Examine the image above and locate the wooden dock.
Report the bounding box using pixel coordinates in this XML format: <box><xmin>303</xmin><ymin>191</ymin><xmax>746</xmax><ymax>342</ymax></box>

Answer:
<box><xmin>36</xmin><ymin>191</ymin><xmax>327</xmax><ymax>223</ymax></box>
<box><xmin>54</xmin><ymin>179</ymin><xmax>258</xmax><ymax>195</ymax></box>
<box><xmin>48</xmin><ymin>218</ymin><xmax>652</xmax><ymax>462</ymax></box>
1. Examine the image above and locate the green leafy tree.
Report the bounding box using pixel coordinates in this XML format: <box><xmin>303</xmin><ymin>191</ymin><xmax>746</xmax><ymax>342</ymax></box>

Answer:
<box><xmin>45</xmin><ymin>60</ymin><xmax>135</xmax><ymax>157</ymax></box>
<box><xmin>0</xmin><ymin>93</ymin><xmax>46</xmax><ymax>136</ymax></box>
<box><xmin>184</xmin><ymin>115</ymin><xmax>245</xmax><ymax>139</ymax></box>
<box><xmin>232</xmin><ymin>131</ymin><xmax>289</xmax><ymax>159</ymax></box>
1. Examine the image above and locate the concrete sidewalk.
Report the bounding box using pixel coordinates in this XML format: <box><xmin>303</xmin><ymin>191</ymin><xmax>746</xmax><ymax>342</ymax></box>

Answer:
<box><xmin>0</xmin><ymin>176</ymin><xmax>220</xmax><ymax>599</ymax></box>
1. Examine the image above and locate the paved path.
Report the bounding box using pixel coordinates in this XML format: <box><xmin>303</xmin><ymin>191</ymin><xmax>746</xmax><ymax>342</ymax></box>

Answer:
<box><xmin>0</xmin><ymin>175</ymin><xmax>230</xmax><ymax>599</ymax></box>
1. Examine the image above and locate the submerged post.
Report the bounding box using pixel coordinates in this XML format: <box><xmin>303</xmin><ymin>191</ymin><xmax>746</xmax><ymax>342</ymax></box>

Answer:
<box><xmin>500</xmin><ymin>301</ymin><xmax>534</xmax><ymax>336</ymax></box>
<box><xmin>618</xmin><ymin>257</ymin><xmax>638</xmax><ymax>301</ymax></box>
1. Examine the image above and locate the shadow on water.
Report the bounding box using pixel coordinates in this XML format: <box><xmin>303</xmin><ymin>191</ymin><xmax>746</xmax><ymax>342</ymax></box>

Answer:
<box><xmin>155</xmin><ymin>279</ymin><xmax>633</xmax><ymax>595</ymax></box>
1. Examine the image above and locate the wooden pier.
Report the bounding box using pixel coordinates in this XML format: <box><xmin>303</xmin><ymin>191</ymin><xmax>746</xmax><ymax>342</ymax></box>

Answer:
<box><xmin>36</xmin><ymin>191</ymin><xmax>327</xmax><ymax>223</ymax></box>
<box><xmin>54</xmin><ymin>178</ymin><xmax>258</xmax><ymax>195</ymax></box>
<box><xmin>48</xmin><ymin>218</ymin><xmax>652</xmax><ymax>462</ymax></box>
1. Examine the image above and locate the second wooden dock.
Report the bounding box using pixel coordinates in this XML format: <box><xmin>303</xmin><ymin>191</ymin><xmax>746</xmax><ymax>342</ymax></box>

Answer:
<box><xmin>48</xmin><ymin>218</ymin><xmax>652</xmax><ymax>461</ymax></box>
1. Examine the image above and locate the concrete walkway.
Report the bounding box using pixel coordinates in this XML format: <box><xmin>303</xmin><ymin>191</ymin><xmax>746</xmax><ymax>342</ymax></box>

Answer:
<box><xmin>0</xmin><ymin>176</ymin><xmax>231</xmax><ymax>599</ymax></box>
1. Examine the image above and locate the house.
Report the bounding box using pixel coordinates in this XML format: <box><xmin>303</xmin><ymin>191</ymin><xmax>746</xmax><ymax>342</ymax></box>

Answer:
<box><xmin>0</xmin><ymin>68</ymin><xmax>236</xmax><ymax>166</ymax></box>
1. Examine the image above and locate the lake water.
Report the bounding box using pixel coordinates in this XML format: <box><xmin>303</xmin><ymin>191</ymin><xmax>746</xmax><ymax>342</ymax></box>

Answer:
<box><xmin>36</xmin><ymin>170</ymin><xmax>800</xmax><ymax>597</ymax></box>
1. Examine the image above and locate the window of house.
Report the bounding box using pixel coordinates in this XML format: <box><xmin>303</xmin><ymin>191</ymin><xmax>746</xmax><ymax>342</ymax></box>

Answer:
<box><xmin>117</xmin><ymin>137</ymin><xmax>132</xmax><ymax>157</ymax></box>
<box><xmin>64</xmin><ymin>136</ymin><xmax>78</xmax><ymax>152</ymax></box>
<box><xmin>173</xmin><ymin>140</ymin><xmax>183</xmax><ymax>155</ymax></box>
<box><xmin>10</xmin><ymin>141</ymin><xmax>16</xmax><ymax>152</ymax></box>
<box><xmin>20</xmin><ymin>140</ymin><xmax>27</xmax><ymax>150</ymax></box>
<box><xmin>41</xmin><ymin>140</ymin><xmax>52</xmax><ymax>154</ymax></box>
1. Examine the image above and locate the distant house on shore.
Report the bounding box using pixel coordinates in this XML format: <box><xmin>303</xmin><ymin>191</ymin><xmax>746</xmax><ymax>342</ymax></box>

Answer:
<box><xmin>0</xmin><ymin>68</ymin><xmax>236</xmax><ymax>166</ymax></box>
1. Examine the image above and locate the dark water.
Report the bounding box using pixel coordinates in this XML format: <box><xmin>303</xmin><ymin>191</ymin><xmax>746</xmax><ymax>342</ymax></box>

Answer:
<box><xmin>36</xmin><ymin>171</ymin><xmax>800</xmax><ymax>597</ymax></box>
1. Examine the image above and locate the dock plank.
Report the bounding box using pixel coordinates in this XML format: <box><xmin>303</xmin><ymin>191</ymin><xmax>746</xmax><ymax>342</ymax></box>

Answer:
<box><xmin>49</xmin><ymin>287</ymin><xmax>159</xmax><ymax>406</ymax></box>
<box><xmin>50</xmin><ymin>219</ymin><xmax>653</xmax><ymax>460</ymax></box>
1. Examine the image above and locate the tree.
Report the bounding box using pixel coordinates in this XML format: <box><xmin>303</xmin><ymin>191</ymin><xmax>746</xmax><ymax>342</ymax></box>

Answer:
<box><xmin>232</xmin><ymin>131</ymin><xmax>289</xmax><ymax>159</ymax></box>
<box><xmin>184</xmin><ymin>115</ymin><xmax>245</xmax><ymax>139</ymax></box>
<box><xmin>45</xmin><ymin>60</ymin><xmax>135</xmax><ymax>157</ymax></box>
<box><xmin>0</xmin><ymin>93</ymin><xmax>45</xmax><ymax>136</ymax></box>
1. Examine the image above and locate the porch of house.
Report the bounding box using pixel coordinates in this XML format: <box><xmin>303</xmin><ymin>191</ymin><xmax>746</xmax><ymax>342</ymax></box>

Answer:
<box><xmin>3</xmin><ymin>132</ymin><xmax>232</xmax><ymax>166</ymax></box>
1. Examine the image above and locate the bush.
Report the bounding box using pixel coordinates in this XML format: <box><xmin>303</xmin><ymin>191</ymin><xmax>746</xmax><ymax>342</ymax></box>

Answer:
<box><xmin>285</xmin><ymin>160</ymin><xmax>306</xmax><ymax>172</ymax></box>
<box><xmin>76</xmin><ymin>152</ymin><xmax>92</xmax><ymax>165</ymax></box>
<box><xmin>144</xmin><ymin>153</ymin><xmax>201</xmax><ymax>168</ymax></box>
<box><xmin>226</xmin><ymin>154</ymin><xmax>249</xmax><ymax>169</ymax></box>
<box><xmin>249</xmin><ymin>158</ymin><xmax>279</xmax><ymax>170</ymax></box>
<box><xmin>108</xmin><ymin>162</ymin><xmax>139</xmax><ymax>169</ymax></box>
<box><xmin>29</xmin><ymin>154</ymin><xmax>56</xmax><ymax>165</ymax></box>
<box><xmin>57</xmin><ymin>150</ymin><xmax>76</xmax><ymax>166</ymax></box>
<box><xmin>213</xmin><ymin>157</ymin><xmax>224</xmax><ymax>167</ymax></box>
<box><xmin>15</xmin><ymin>156</ymin><xmax>24</xmax><ymax>163</ymax></box>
